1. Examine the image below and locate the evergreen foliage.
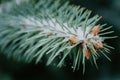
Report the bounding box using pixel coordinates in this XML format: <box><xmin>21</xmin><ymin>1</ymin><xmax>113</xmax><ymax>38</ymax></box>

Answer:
<box><xmin>0</xmin><ymin>0</ymin><xmax>116</xmax><ymax>73</ymax></box>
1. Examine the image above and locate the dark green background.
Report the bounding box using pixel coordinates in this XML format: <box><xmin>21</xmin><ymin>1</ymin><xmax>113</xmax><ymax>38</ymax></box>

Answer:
<box><xmin>0</xmin><ymin>0</ymin><xmax>120</xmax><ymax>80</ymax></box>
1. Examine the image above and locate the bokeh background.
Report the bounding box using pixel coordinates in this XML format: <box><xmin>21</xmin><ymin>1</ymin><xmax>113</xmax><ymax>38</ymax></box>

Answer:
<box><xmin>0</xmin><ymin>0</ymin><xmax>120</xmax><ymax>80</ymax></box>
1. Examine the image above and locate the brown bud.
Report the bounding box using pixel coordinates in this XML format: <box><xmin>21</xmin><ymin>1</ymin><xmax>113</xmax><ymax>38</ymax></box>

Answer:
<box><xmin>47</xmin><ymin>34</ymin><xmax>53</xmax><ymax>37</ymax></box>
<box><xmin>82</xmin><ymin>47</ymin><xmax>91</xmax><ymax>59</ymax></box>
<box><xmin>91</xmin><ymin>25</ymin><xmax>100</xmax><ymax>36</ymax></box>
<box><xmin>85</xmin><ymin>48</ymin><xmax>91</xmax><ymax>59</ymax></box>
<box><xmin>69</xmin><ymin>36</ymin><xmax>78</xmax><ymax>44</ymax></box>
<box><xmin>94</xmin><ymin>42</ymin><xmax>103</xmax><ymax>49</ymax></box>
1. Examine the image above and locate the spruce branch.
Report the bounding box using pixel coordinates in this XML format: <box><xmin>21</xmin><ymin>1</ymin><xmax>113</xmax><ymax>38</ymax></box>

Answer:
<box><xmin>0</xmin><ymin>0</ymin><xmax>115</xmax><ymax>73</ymax></box>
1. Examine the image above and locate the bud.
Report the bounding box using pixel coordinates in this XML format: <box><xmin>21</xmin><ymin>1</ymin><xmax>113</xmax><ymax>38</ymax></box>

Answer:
<box><xmin>82</xmin><ymin>46</ymin><xmax>91</xmax><ymax>59</ymax></box>
<box><xmin>94</xmin><ymin>42</ymin><xmax>103</xmax><ymax>49</ymax></box>
<box><xmin>85</xmin><ymin>48</ymin><xmax>91</xmax><ymax>59</ymax></box>
<box><xmin>69</xmin><ymin>36</ymin><xmax>78</xmax><ymax>44</ymax></box>
<box><xmin>47</xmin><ymin>34</ymin><xmax>53</xmax><ymax>37</ymax></box>
<box><xmin>91</xmin><ymin>25</ymin><xmax>100</xmax><ymax>36</ymax></box>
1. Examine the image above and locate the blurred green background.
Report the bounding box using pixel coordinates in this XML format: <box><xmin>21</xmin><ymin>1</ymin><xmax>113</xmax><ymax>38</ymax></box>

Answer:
<box><xmin>0</xmin><ymin>0</ymin><xmax>120</xmax><ymax>80</ymax></box>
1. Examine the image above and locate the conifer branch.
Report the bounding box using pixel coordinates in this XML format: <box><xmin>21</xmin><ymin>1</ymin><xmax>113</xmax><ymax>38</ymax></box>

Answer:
<box><xmin>0</xmin><ymin>0</ymin><xmax>115</xmax><ymax>72</ymax></box>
